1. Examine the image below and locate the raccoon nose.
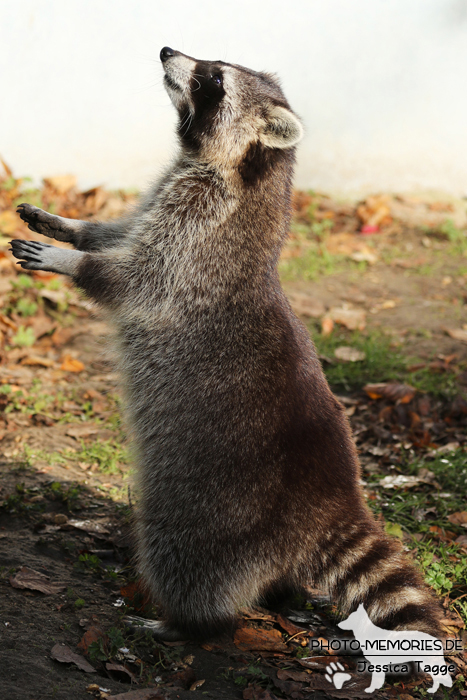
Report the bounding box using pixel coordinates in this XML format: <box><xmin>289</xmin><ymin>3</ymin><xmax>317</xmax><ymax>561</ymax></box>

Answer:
<box><xmin>160</xmin><ymin>47</ymin><xmax>175</xmax><ymax>63</ymax></box>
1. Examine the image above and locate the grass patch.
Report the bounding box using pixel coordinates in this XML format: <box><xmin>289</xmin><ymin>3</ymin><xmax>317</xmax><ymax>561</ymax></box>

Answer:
<box><xmin>367</xmin><ymin>449</ymin><xmax>467</xmax><ymax>624</ymax></box>
<box><xmin>71</xmin><ymin>439</ymin><xmax>128</xmax><ymax>474</ymax></box>
<box><xmin>309</xmin><ymin>324</ymin><xmax>464</xmax><ymax>397</ymax></box>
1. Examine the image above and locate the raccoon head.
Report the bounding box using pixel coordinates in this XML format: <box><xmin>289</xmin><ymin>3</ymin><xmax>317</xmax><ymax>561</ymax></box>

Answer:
<box><xmin>160</xmin><ymin>47</ymin><xmax>303</xmax><ymax>181</ymax></box>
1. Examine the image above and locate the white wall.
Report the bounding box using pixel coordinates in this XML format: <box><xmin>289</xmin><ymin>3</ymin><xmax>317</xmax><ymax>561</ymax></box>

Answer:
<box><xmin>2</xmin><ymin>0</ymin><xmax>467</xmax><ymax>195</ymax></box>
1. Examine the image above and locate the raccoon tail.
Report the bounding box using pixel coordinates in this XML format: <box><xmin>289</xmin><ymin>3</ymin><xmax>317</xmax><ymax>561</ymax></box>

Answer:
<box><xmin>313</xmin><ymin>513</ymin><xmax>443</xmax><ymax>636</ymax></box>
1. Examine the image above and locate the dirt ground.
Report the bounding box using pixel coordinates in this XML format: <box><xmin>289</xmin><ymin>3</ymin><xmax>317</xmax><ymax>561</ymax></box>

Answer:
<box><xmin>1</xmin><ymin>172</ymin><xmax>467</xmax><ymax>699</ymax></box>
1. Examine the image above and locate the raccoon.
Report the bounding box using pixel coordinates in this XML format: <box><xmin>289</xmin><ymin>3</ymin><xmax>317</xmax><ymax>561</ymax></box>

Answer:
<box><xmin>12</xmin><ymin>47</ymin><xmax>443</xmax><ymax>642</ymax></box>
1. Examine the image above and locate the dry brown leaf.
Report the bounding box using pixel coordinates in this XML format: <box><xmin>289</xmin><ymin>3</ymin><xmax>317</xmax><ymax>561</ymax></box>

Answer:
<box><xmin>321</xmin><ymin>316</ymin><xmax>334</xmax><ymax>336</ymax></box>
<box><xmin>9</xmin><ymin>566</ymin><xmax>66</xmax><ymax>594</ymax></box>
<box><xmin>28</xmin><ymin>314</ymin><xmax>56</xmax><ymax>339</ymax></box>
<box><xmin>68</xmin><ymin>519</ymin><xmax>110</xmax><ymax>536</ymax></box>
<box><xmin>364</xmin><ymin>382</ymin><xmax>416</xmax><ymax>404</ymax></box>
<box><xmin>277</xmin><ymin>669</ymin><xmax>311</xmax><ymax>682</ymax></box>
<box><xmin>334</xmin><ymin>346</ymin><xmax>366</xmax><ymax>362</ymax></box>
<box><xmin>234</xmin><ymin>626</ymin><xmax>288</xmax><ymax>652</ymax></box>
<box><xmin>106</xmin><ymin>662</ymin><xmax>138</xmax><ymax>683</ymax></box>
<box><xmin>51</xmin><ymin>643</ymin><xmax>96</xmax><ymax>672</ymax></box>
<box><xmin>447</xmin><ymin>511</ymin><xmax>467</xmax><ymax>527</ymax></box>
<box><xmin>0</xmin><ymin>210</ymin><xmax>19</xmax><ymax>235</ymax></box>
<box><xmin>189</xmin><ymin>680</ymin><xmax>205</xmax><ymax>691</ymax></box>
<box><xmin>288</xmin><ymin>293</ymin><xmax>325</xmax><ymax>318</ymax></box>
<box><xmin>0</xmin><ymin>313</ymin><xmax>17</xmax><ymax>330</ymax></box>
<box><xmin>379</xmin><ymin>475</ymin><xmax>428</xmax><ymax>490</ymax></box>
<box><xmin>43</xmin><ymin>174</ymin><xmax>77</xmax><ymax>194</ymax></box>
<box><xmin>51</xmin><ymin>327</ymin><xmax>79</xmax><ymax>346</ymax></box>
<box><xmin>445</xmin><ymin>328</ymin><xmax>467</xmax><ymax>343</ymax></box>
<box><xmin>77</xmin><ymin>626</ymin><xmax>107</xmax><ymax>653</ymax></box>
<box><xmin>327</xmin><ymin>305</ymin><xmax>366</xmax><ymax>331</ymax></box>
<box><xmin>66</xmin><ymin>425</ymin><xmax>99</xmax><ymax>439</ymax></box>
<box><xmin>276</xmin><ymin>613</ymin><xmax>311</xmax><ymax>637</ymax></box>
<box><xmin>61</xmin><ymin>354</ymin><xmax>85</xmax><ymax>372</ymax></box>
<box><xmin>107</xmin><ymin>691</ymin><xmax>171</xmax><ymax>700</ymax></box>
<box><xmin>21</xmin><ymin>355</ymin><xmax>56</xmax><ymax>368</ymax></box>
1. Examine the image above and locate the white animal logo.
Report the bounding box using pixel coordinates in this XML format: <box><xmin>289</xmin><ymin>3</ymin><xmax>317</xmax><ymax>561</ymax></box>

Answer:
<box><xmin>333</xmin><ymin>604</ymin><xmax>452</xmax><ymax>694</ymax></box>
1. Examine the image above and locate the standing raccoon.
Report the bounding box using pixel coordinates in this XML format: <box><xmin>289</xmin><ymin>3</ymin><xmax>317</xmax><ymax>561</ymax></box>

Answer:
<box><xmin>12</xmin><ymin>47</ymin><xmax>443</xmax><ymax>641</ymax></box>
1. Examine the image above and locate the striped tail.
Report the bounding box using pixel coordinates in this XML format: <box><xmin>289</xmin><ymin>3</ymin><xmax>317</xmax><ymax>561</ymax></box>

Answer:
<box><xmin>313</xmin><ymin>514</ymin><xmax>443</xmax><ymax>636</ymax></box>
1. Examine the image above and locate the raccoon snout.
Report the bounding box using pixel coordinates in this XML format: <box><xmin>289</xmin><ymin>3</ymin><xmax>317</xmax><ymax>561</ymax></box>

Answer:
<box><xmin>160</xmin><ymin>47</ymin><xmax>175</xmax><ymax>63</ymax></box>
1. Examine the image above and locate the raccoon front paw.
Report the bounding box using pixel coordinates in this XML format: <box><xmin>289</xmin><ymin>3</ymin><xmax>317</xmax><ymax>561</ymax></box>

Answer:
<box><xmin>16</xmin><ymin>203</ymin><xmax>76</xmax><ymax>243</ymax></box>
<box><xmin>10</xmin><ymin>239</ymin><xmax>83</xmax><ymax>276</ymax></box>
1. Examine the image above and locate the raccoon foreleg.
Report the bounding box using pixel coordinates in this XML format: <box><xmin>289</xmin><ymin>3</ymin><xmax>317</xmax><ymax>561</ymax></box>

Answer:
<box><xmin>17</xmin><ymin>203</ymin><xmax>129</xmax><ymax>252</ymax></box>
<box><xmin>10</xmin><ymin>239</ymin><xmax>121</xmax><ymax>306</ymax></box>
<box><xmin>17</xmin><ymin>204</ymin><xmax>84</xmax><ymax>246</ymax></box>
<box><xmin>10</xmin><ymin>239</ymin><xmax>85</xmax><ymax>276</ymax></box>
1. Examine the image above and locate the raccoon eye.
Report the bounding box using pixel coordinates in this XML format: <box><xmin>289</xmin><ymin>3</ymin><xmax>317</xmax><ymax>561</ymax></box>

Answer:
<box><xmin>211</xmin><ymin>74</ymin><xmax>222</xmax><ymax>86</ymax></box>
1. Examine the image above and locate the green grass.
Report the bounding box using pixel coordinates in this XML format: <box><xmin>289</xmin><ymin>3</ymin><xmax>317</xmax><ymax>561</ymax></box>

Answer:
<box><xmin>309</xmin><ymin>325</ymin><xmax>464</xmax><ymax>397</ymax></box>
<box><xmin>367</xmin><ymin>449</ymin><xmax>467</xmax><ymax>623</ymax></box>
<box><xmin>71</xmin><ymin>438</ymin><xmax>128</xmax><ymax>474</ymax></box>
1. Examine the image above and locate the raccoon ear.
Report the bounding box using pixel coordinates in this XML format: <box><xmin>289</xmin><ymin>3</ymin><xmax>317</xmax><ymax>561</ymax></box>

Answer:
<box><xmin>260</xmin><ymin>105</ymin><xmax>303</xmax><ymax>150</ymax></box>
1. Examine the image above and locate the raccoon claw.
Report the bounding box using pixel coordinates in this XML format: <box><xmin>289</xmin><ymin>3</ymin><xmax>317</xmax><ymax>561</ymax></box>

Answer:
<box><xmin>16</xmin><ymin>203</ymin><xmax>75</xmax><ymax>242</ymax></box>
<box><xmin>124</xmin><ymin>615</ymin><xmax>186</xmax><ymax>642</ymax></box>
<box><xmin>10</xmin><ymin>239</ymin><xmax>54</xmax><ymax>270</ymax></box>
<box><xmin>9</xmin><ymin>239</ymin><xmax>83</xmax><ymax>275</ymax></box>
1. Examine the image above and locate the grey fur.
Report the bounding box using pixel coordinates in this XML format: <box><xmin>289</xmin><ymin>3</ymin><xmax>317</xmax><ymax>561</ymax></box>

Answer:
<box><xmin>11</xmin><ymin>49</ymin><xmax>443</xmax><ymax>642</ymax></box>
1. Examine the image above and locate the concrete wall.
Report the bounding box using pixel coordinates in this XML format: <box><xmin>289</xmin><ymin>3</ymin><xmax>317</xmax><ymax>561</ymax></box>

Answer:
<box><xmin>2</xmin><ymin>0</ymin><xmax>467</xmax><ymax>195</ymax></box>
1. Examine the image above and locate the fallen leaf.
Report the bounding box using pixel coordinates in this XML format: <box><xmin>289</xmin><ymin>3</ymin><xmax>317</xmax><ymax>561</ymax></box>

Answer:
<box><xmin>77</xmin><ymin>626</ymin><xmax>108</xmax><ymax>654</ymax></box>
<box><xmin>189</xmin><ymin>680</ymin><xmax>205</xmax><ymax>691</ymax></box>
<box><xmin>288</xmin><ymin>293</ymin><xmax>325</xmax><ymax>318</ymax></box>
<box><xmin>9</xmin><ymin>566</ymin><xmax>66</xmax><ymax>594</ymax></box>
<box><xmin>379</xmin><ymin>475</ymin><xmax>429</xmax><ymax>490</ymax></box>
<box><xmin>106</xmin><ymin>662</ymin><xmax>138</xmax><ymax>683</ymax></box>
<box><xmin>51</xmin><ymin>327</ymin><xmax>81</xmax><ymax>346</ymax></box>
<box><xmin>20</xmin><ymin>355</ymin><xmax>56</xmax><ymax>368</ymax></box>
<box><xmin>0</xmin><ymin>210</ymin><xmax>19</xmax><ymax>234</ymax></box>
<box><xmin>108</xmin><ymin>690</ymin><xmax>171</xmax><ymax>700</ymax></box>
<box><xmin>51</xmin><ymin>643</ymin><xmax>96</xmax><ymax>673</ymax></box>
<box><xmin>321</xmin><ymin>316</ymin><xmax>334</xmax><ymax>336</ymax></box>
<box><xmin>385</xmin><ymin>522</ymin><xmax>404</xmax><ymax>539</ymax></box>
<box><xmin>334</xmin><ymin>346</ymin><xmax>366</xmax><ymax>362</ymax></box>
<box><xmin>276</xmin><ymin>613</ymin><xmax>311</xmax><ymax>637</ymax></box>
<box><xmin>447</xmin><ymin>511</ymin><xmax>467</xmax><ymax>527</ymax></box>
<box><xmin>357</xmin><ymin>195</ymin><xmax>392</xmax><ymax>229</ymax></box>
<box><xmin>66</xmin><ymin>425</ymin><xmax>99</xmax><ymax>439</ymax></box>
<box><xmin>327</xmin><ymin>305</ymin><xmax>366</xmax><ymax>331</ymax></box>
<box><xmin>364</xmin><ymin>382</ymin><xmax>416</xmax><ymax>404</ymax></box>
<box><xmin>325</xmin><ymin>232</ymin><xmax>377</xmax><ymax>263</ymax></box>
<box><xmin>68</xmin><ymin>519</ymin><xmax>110</xmax><ymax>536</ymax></box>
<box><xmin>277</xmin><ymin>669</ymin><xmax>311</xmax><ymax>682</ymax></box>
<box><xmin>167</xmin><ymin>666</ymin><xmax>196</xmax><ymax>689</ymax></box>
<box><xmin>61</xmin><ymin>354</ymin><xmax>85</xmax><ymax>372</ymax></box>
<box><xmin>120</xmin><ymin>581</ymin><xmax>152</xmax><ymax>613</ymax></box>
<box><xmin>445</xmin><ymin>328</ymin><xmax>467</xmax><ymax>343</ymax></box>
<box><xmin>43</xmin><ymin>174</ymin><xmax>77</xmax><ymax>194</ymax></box>
<box><xmin>350</xmin><ymin>248</ymin><xmax>378</xmax><ymax>263</ymax></box>
<box><xmin>234</xmin><ymin>626</ymin><xmax>288</xmax><ymax>652</ymax></box>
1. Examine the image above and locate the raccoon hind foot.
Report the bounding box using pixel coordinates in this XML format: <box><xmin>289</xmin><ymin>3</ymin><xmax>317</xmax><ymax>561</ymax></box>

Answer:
<box><xmin>124</xmin><ymin>615</ymin><xmax>186</xmax><ymax>642</ymax></box>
